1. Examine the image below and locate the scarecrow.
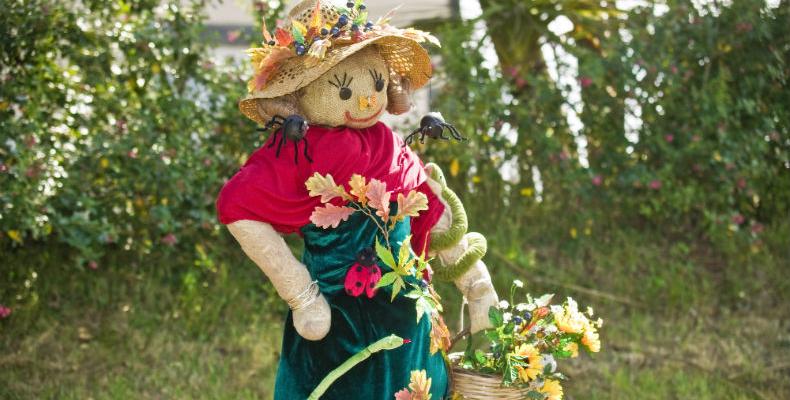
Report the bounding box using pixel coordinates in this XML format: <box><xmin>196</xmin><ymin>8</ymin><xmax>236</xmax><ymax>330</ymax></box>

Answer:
<box><xmin>216</xmin><ymin>1</ymin><xmax>498</xmax><ymax>398</ymax></box>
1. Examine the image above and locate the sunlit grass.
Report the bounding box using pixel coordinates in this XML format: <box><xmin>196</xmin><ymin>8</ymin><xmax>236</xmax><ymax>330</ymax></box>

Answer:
<box><xmin>2</xmin><ymin>223</ymin><xmax>789</xmax><ymax>399</ymax></box>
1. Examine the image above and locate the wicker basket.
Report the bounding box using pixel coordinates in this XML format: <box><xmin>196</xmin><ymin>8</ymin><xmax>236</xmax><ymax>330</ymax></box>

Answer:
<box><xmin>448</xmin><ymin>352</ymin><xmax>532</xmax><ymax>400</ymax></box>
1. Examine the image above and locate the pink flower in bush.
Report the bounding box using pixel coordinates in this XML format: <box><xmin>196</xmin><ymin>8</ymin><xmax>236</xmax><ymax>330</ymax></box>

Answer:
<box><xmin>664</xmin><ymin>134</ymin><xmax>674</xmax><ymax>143</ymax></box>
<box><xmin>649</xmin><ymin>180</ymin><xmax>662</xmax><ymax>190</ymax></box>
<box><xmin>580</xmin><ymin>76</ymin><xmax>593</xmax><ymax>88</ymax></box>
<box><xmin>692</xmin><ymin>135</ymin><xmax>701</xmax><ymax>142</ymax></box>
<box><xmin>515</xmin><ymin>77</ymin><xmax>527</xmax><ymax>89</ymax></box>
<box><xmin>0</xmin><ymin>305</ymin><xmax>11</xmax><ymax>319</ymax></box>
<box><xmin>162</xmin><ymin>233</ymin><xmax>178</xmax><ymax>246</ymax></box>
<box><xmin>88</xmin><ymin>260</ymin><xmax>98</xmax><ymax>270</ymax></box>
<box><xmin>226</xmin><ymin>30</ymin><xmax>241</xmax><ymax>43</ymax></box>
<box><xmin>751</xmin><ymin>223</ymin><xmax>764</xmax><ymax>234</ymax></box>
<box><xmin>737</xmin><ymin>178</ymin><xmax>746</xmax><ymax>189</ymax></box>
<box><xmin>732</xmin><ymin>214</ymin><xmax>745</xmax><ymax>225</ymax></box>
<box><xmin>591</xmin><ymin>175</ymin><xmax>603</xmax><ymax>186</ymax></box>
<box><xmin>507</xmin><ymin>66</ymin><xmax>520</xmax><ymax>78</ymax></box>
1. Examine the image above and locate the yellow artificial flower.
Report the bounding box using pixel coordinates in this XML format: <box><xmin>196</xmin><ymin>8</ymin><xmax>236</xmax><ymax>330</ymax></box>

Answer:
<box><xmin>565</xmin><ymin>342</ymin><xmax>579</xmax><ymax>358</ymax></box>
<box><xmin>449</xmin><ymin>159</ymin><xmax>460</xmax><ymax>177</ymax></box>
<box><xmin>514</xmin><ymin>344</ymin><xmax>543</xmax><ymax>382</ymax></box>
<box><xmin>582</xmin><ymin>324</ymin><xmax>601</xmax><ymax>353</ymax></box>
<box><xmin>554</xmin><ymin>308</ymin><xmax>585</xmax><ymax>334</ymax></box>
<box><xmin>539</xmin><ymin>379</ymin><xmax>564</xmax><ymax>400</ymax></box>
<box><xmin>520</xmin><ymin>187</ymin><xmax>534</xmax><ymax>197</ymax></box>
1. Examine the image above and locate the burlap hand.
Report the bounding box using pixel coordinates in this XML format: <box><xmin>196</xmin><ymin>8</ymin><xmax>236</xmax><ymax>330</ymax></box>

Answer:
<box><xmin>227</xmin><ymin>220</ymin><xmax>331</xmax><ymax>340</ymax></box>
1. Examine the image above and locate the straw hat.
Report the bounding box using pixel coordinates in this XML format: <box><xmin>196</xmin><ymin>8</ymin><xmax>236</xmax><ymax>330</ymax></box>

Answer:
<box><xmin>239</xmin><ymin>0</ymin><xmax>439</xmax><ymax>125</ymax></box>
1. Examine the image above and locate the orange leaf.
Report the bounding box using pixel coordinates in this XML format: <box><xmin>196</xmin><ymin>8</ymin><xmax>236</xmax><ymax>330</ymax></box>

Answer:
<box><xmin>349</xmin><ymin>174</ymin><xmax>368</xmax><ymax>205</ymax></box>
<box><xmin>275</xmin><ymin>28</ymin><xmax>293</xmax><ymax>47</ymax></box>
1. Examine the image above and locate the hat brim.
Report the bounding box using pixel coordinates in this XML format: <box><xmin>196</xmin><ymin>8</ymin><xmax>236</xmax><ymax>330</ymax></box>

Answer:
<box><xmin>239</xmin><ymin>34</ymin><xmax>432</xmax><ymax>125</ymax></box>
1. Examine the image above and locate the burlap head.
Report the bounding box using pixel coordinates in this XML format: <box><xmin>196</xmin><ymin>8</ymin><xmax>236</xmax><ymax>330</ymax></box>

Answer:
<box><xmin>239</xmin><ymin>0</ymin><xmax>434</xmax><ymax>125</ymax></box>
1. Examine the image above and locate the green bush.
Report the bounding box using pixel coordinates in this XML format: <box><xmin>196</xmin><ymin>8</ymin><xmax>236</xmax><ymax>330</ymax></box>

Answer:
<box><xmin>428</xmin><ymin>0</ymin><xmax>789</xmax><ymax>248</ymax></box>
<box><xmin>0</xmin><ymin>0</ymin><xmax>269</xmax><ymax>264</ymax></box>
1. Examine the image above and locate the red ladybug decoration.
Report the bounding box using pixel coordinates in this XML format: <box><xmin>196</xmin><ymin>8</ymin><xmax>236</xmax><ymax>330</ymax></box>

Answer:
<box><xmin>344</xmin><ymin>247</ymin><xmax>381</xmax><ymax>298</ymax></box>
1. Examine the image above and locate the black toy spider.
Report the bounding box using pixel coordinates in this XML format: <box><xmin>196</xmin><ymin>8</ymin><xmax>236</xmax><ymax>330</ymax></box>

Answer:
<box><xmin>258</xmin><ymin>114</ymin><xmax>312</xmax><ymax>164</ymax></box>
<box><xmin>403</xmin><ymin>113</ymin><xmax>466</xmax><ymax>146</ymax></box>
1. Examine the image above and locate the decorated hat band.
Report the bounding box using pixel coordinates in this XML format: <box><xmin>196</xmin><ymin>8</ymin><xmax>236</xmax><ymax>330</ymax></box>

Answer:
<box><xmin>238</xmin><ymin>0</ymin><xmax>440</xmax><ymax>125</ymax></box>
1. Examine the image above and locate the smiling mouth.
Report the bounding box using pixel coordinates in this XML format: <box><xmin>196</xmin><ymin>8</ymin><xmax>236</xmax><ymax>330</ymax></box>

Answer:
<box><xmin>344</xmin><ymin>106</ymin><xmax>384</xmax><ymax>124</ymax></box>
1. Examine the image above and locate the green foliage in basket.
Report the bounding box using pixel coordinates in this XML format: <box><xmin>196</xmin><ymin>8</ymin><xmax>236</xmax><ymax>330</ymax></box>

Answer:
<box><xmin>457</xmin><ymin>281</ymin><xmax>603</xmax><ymax>399</ymax></box>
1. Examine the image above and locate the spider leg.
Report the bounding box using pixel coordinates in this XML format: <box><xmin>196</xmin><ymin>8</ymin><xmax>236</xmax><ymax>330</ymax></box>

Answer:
<box><xmin>293</xmin><ymin>140</ymin><xmax>299</xmax><ymax>164</ymax></box>
<box><xmin>275</xmin><ymin>135</ymin><xmax>285</xmax><ymax>158</ymax></box>
<box><xmin>402</xmin><ymin>127</ymin><xmax>422</xmax><ymax>147</ymax></box>
<box><xmin>420</xmin><ymin>131</ymin><xmax>427</xmax><ymax>144</ymax></box>
<box><xmin>447</xmin><ymin>124</ymin><xmax>467</xmax><ymax>141</ymax></box>
<box><xmin>303</xmin><ymin>138</ymin><xmax>313</xmax><ymax>163</ymax></box>
<box><xmin>438</xmin><ymin>126</ymin><xmax>450</xmax><ymax>140</ymax></box>
<box><xmin>267</xmin><ymin>130</ymin><xmax>279</xmax><ymax>148</ymax></box>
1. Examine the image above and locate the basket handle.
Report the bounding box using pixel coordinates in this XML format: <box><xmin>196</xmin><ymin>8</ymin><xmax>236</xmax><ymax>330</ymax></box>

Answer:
<box><xmin>449</xmin><ymin>297</ymin><xmax>471</xmax><ymax>349</ymax></box>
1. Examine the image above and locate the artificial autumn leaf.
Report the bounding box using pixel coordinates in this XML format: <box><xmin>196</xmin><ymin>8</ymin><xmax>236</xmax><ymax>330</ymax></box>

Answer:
<box><xmin>274</xmin><ymin>27</ymin><xmax>293</xmax><ymax>47</ymax></box>
<box><xmin>310</xmin><ymin>204</ymin><xmax>355</xmax><ymax>228</ymax></box>
<box><xmin>367</xmin><ymin>178</ymin><xmax>391</xmax><ymax>221</ymax></box>
<box><xmin>394</xmin><ymin>389</ymin><xmax>413</xmax><ymax>400</ymax></box>
<box><xmin>408</xmin><ymin>370</ymin><xmax>432</xmax><ymax>400</ymax></box>
<box><xmin>429</xmin><ymin>314</ymin><xmax>451</xmax><ymax>354</ymax></box>
<box><xmin>291</xmin><ymin>20</ymin><xmax>308</xmax><ymax>43</ymax></box>
<box><xmin>309</xmin><ymin>0</ymin><xmax>323</xmax><ymax>29</ymax></box>
<box><xmin>306</xmin><ymin>172</ymin><xmax>349</xmax><ymax>203</ymax></box>
<box><xmin>396</xmin><ymin>191</ymin><xmax>428</xmax><ymax>221</ymax></box>
<box><xmin>349</xmin><ymin>174</ymin><xmax>368</xmax><ymax>205</ymax></box>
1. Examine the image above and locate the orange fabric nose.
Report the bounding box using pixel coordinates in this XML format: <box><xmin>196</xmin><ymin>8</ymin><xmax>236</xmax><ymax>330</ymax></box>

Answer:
<box><xmin>358</xmin><ymin>94</ymin><xmax>377</xmax><ymax>111</ymax></box>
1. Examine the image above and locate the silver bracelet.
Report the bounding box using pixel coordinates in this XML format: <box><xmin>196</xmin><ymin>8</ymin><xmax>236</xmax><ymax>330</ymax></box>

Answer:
<box><xmin>286</xmin><ymin>280</ymin><xmax>319</xmax><ymax>311</ymax></box>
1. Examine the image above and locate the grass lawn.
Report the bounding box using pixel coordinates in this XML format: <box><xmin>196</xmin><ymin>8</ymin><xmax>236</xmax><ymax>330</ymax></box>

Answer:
<box><xmin>2</xmin><ymin>225</ymin><xmax>789</xmax><ymax>399</ymax></box>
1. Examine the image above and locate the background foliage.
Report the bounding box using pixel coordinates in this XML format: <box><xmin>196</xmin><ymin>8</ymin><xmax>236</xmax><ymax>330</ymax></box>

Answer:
<box><xmin>1</xmin><ymin>0</ymin><xmax>789</xmax><ymax>398</ymax></box>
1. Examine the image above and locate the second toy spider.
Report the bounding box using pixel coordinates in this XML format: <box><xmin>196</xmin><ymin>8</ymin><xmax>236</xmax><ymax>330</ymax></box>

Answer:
<box><xmin>403</xmin><ymin>113</ymin><xmax>466</xmax><ymax>146</ymax></box>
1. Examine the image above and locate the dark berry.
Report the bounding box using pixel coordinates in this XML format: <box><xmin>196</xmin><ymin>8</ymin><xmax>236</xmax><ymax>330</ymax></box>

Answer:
<box><xmin>338</xmin><ymin>15</ymin><xmax>348</xmax><ymax>25</ymax></box>
<box><xmin>295</xmin><ymin>44</ymin><xmax>306</xmax><ymax>55</ymax></box>
<box><xmin>267</xmin><ymin>40</ymin><xmax>276</xmax><ymax>46</ymax></box>
<box><xmin>351</xmin><ymin>24</ymin><xmax>359</xmax><ymax>32</ymax></box>
<box><xmin>346</xmin><ymin>2</ymin><xmax>354</xmax><ymax>8</ymax></box>
<box><xmin>330</xmin><ymin>27</ymin><xmax>339</xmax><ymax>35</ymax></box>
<box><xmin>513</xmin><ymin>316</ymin><xmax>523</xmax><ymax>325</ymax></box>
<box><xmin>365</xmin><ymin>21</ymin><xmax>373</xmax><ymax>28</ymax></box>
<box><xmin>359</xmin><ymin>4</ymin><xmax>366</xmax><ymax>10</ymax></box>
<box><xmin>320</xmin><ymin>28</ymin><xmax>329</xmax><ymax>36</ymax></box>
<box><xmin>523</xmin><ymin>311</ymin><xmax>532</xmax><ymax>321</ymax></box>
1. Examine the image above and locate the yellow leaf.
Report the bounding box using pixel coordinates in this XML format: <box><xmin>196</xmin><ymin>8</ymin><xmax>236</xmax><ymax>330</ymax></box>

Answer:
<box><xmin>449</xmin><ymin>159</ymin><xmax>460</xmax><ymax>177</ymax></box>
<box><xmin>349</xmin><ymin>174</ymin><xmax>368</xmax><ymax>205</ymax></box>
<box><xmin>570</xmin><ymin>228</ymin><xmax>578</xmax><ymax>239</ymax></box>
<box><xmin>7</xmin><ymin>230</ymin><xmax>22</xmax><ymax>243</ymax></box>
<box><xmin>472</xmin><ymin>176</ymin><xmax>481</xmax><ymax>183</ymax></box>
<box><xmin>309</xmin><ymin>0</ymin><xmax>323</xmax><ymax>29</ymax></box>
<box><xmin>305</xmin><ymin>172</ymin><xmax>349</xmax><ymax>203</ymax></box>
<box><xmin>100</xmin><ymin>158</ymin><xmax>109</xmax><ymax>168</ymax></box>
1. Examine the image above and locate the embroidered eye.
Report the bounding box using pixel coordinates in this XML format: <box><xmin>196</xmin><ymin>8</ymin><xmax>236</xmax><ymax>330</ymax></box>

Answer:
<box><xmin>369</xmin><ymin>69</ymin><xmax>385</xmax><ymax>92</ymax></box>
<box><xmin>329</xmin><ymin>72</ymin><xmax>354</xmax><ymax>101</ymax></box>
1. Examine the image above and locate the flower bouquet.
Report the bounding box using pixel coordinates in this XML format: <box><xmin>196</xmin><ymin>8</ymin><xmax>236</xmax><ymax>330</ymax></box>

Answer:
<box><xmin>450</xmin><ymin>280</ymin><xmax>603</xmax><ymax>400</ymax></box>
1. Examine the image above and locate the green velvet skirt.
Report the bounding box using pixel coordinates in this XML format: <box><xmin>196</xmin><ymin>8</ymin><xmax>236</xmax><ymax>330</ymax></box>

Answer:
<box><xmin>273</xmin><ymin>209</ymin><xmax>449</xmax><ymax>399</ymax></box>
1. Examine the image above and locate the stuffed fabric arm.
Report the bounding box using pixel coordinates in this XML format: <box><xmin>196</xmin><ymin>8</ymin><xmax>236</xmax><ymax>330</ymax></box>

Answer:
<box><xmin>227</xmin><ymin>220</ymin><xmax>331</xmax><ymax>340</ymax></box>
<box><xmin>424</xmin><ymin>163</ymin><xmax>498</xmax><ymax>334</ymax></box>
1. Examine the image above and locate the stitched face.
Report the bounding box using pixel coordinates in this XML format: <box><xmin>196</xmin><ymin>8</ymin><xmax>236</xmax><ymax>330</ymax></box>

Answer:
<box><xmin>299</xmin><ymin>47</ymin><xmax>389</xmax><ymax>129</ymax></box>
